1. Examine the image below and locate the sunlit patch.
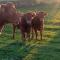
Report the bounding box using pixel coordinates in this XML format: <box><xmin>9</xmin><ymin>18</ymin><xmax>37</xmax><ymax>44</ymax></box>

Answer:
<box><xmin>54</xmin><ymin>19</ymin><xmax>60</xmax><ymax>23</ymax></box>
<box><xmin>47</xmin><ymin>19</ymin><xmax>60</xmax><ymax>23</ymax></box>
<box><xmin>23</xmin><ymin>54</ymin><xmax>33</xmax><ymax>60</ymax></box>
<box><xmin>45</xmin><ymin>25</ymin><xmax>60</xmax><ymax>30</ymax></box>
<box><xmin>30</xmin><ymin>48</ymin><xmax>38</xmax><ymax>54</ymax></box>
<box><xmin>44</xmin><ymin>31</ymin><xmax>57</xmax><ymax>38</ymax></box>
<box><xmin>23</xmin><ymin>47</ymin><xmax>40</xmax><ymax>60</ymax></box>
<box><xmin>50</xmin><ymin>4</ymin><xmax>59</xmax><ymax>15</ymax></box>
<box><xmin>54</xmin><ymin>12</ymin><xmax>60</xmax><ymax>20</ymax></box>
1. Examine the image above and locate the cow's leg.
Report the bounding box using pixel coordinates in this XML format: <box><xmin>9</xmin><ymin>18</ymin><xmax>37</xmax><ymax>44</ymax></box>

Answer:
<box><xmin>23</xmin><ymin>33</ymin><xmax>26</xmax><ymax>41</ymax></box>
<box><xmin>21</xmin><ymin>32</ymin><xmax>26</xmax><ymax>41</ymax></box>
<box><xmin>28</xmin><ymin>33</ymin><xmax>30</xmax><ymax>40</ymax></box>
<box><xmin>0</xmin><ymin>24</ymin><xmax>4</xmax><ymax>35</ymax></box>
<box><xmin>34</xmin><ymin>29</ymin><xmax>38</xmax><ymax>40</ymax></box>
<box><xmin>40</xmin><ymin>30</ymin><xmax>43</xmax><ymax>40</ymax></box>
<box><xmin>27</xmin><ymin>32</ymin><xmax>30</xmax><ymax>40</ymax></box>
<box><xmin>31</xmin><ymin>28</ymin><xmax>34</xmax><ymax>39</ymax></box>
<box><xmin>12</xmin><ymin>24</ymin><xmax>16</xmax><ymax>39</ymax></box>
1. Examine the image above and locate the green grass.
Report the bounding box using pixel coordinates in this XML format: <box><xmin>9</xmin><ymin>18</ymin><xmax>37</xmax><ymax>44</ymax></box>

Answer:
<box><xmin>0</xmin><ymin>7</ymin><xmax>60</xmax><ymax>60</ymax></box>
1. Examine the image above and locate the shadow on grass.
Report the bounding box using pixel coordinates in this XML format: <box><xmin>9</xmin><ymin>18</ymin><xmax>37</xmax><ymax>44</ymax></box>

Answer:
<box><xmin>0</xmin><ymin>39</ymin><xmax>38</xmax><ymax>60</ymax></box>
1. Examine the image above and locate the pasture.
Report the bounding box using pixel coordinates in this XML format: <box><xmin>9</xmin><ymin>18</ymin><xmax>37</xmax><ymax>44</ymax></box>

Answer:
<box><xmin>0</xmin><ymin>6</ymin><xmax>60</xmax><ymax>60</ymax></box>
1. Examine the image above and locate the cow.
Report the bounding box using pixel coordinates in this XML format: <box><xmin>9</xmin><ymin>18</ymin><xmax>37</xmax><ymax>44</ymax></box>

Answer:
<box><xmin>31</xmin><ymin>11</ymin><xmax>48</xmax><ymax>40</ymax></box>
<box><xmin>0</xmin><ymin>2</ymin><xmax>21</xmax><ymax>37</ymax></box>
<box><xmin>18</xmin><ymin>12</ymin><xmax>34</xmax><ymax>41</ymax></box>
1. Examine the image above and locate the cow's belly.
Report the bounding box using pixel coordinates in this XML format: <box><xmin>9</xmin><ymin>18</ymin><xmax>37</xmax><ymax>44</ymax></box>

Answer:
<box><xmin>21</xmin><ymin>25</ymin><xmax>31</xmax><ymax>33</ymax></box>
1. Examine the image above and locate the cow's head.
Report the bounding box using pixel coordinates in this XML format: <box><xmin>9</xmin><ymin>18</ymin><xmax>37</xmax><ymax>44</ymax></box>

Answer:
<box><xmin>24</xmin><ymin>12</ymin><xmax>33</xmax><ymax>24</ymax></box>
<box><xmin>37</xmin><ymin>11</ymin><xmax>48</xmax><ymax>18</ymax></box>
<box><xmin>4</xmin><ymin>2</ymin><xmax>16</xmax><ymax>13</ymax></box>
<box><xmin>6</xmin><ymin>2</ymin><xmax>16</xmax><ymax>9</ymax></box>
<box><xmin>31</xmin><ymin>12</ymin><xmax>36</xmax><ymax>18</ymax></box>
<box><xmin>1</xmin><ymin>2</ymin><xmax>16</xmax><ymax>13</ymax></box>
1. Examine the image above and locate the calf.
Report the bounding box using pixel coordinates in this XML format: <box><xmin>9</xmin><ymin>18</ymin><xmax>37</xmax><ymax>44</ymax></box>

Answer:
<box><xmin>19</xmin><ymin>12</ymin><xmax>34</xmax><ymax>41</ymax></box>
<box><xmin>31</xmin><ymin>11</ymin><xmax>47</xmax><ymax>40</ymax></box>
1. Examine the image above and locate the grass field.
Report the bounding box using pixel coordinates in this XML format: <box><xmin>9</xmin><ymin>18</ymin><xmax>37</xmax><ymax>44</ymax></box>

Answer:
<box><xmin>0</xmin><ymin>6</ymin><xmax>60</xmax><ymax>60</ymax></box>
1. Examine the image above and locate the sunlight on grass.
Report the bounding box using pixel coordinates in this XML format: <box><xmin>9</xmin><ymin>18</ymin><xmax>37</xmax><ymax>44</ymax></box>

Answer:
<box><xmin>45</xmin><ymin>25</ymin><xmax>60</xmax><ymax>30</ymax></box>
<box><xmin>23</xmin><ymin>47</ymin><xmax>44</xmax><ymax>60</ymax></box>
<box><xmin>44</xmin><ymin>31</ymin><xmax>57</xmax><ymax>38</ymax></box>
<box><xmin>47</xmin><ymin>19</ymin><xmax>60</xmax><ymax>23</ymax></box>
<box><xmin>53</xmin><ymin>19</ymin><xmax>60</xmax><ymax>23</ymax></box>
<box><xmin>54</xmin><ymin>11</ymin><xmax>60</xmax><ymax>20</ymax></box>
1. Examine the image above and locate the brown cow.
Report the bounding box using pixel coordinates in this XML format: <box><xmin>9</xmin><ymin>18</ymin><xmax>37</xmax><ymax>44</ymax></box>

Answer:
<box><xmin>19</xmin><ymin>12</ymin><xmax>34</xmax><ymax>41</ymax></box>
<box><xmin>31</xmin><ymin>11</ymin><xmax>47</xmax><ymax>40</ymax></box>
<box><xmin>0</xmin><ymin>2</ymin><xmax>20</xmax><ymax>36</ymax></box>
